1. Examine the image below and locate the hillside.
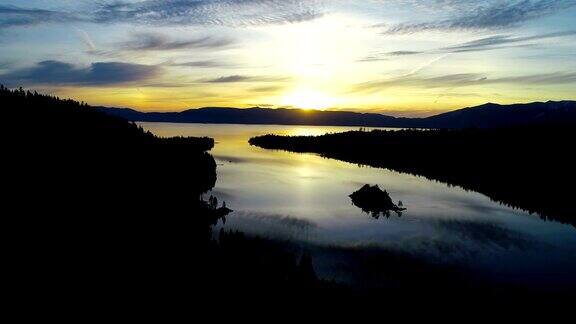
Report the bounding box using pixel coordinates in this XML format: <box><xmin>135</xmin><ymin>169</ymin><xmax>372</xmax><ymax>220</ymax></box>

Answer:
<box><xmin>98</xmin><ymin>101</ymin><xmax>576</xmax><ymax>128</ymax></box>
<box><xmin>98</xmin><ymin>106</ymin><xmax>413</xmax><ymax>127</ymax></box>
<box><xmin>3</xmin><ymin>85</ymin><xmax>340</xmax><ymax>306</ymax></box>
<box><xmin>426</xmin><ymin>101</ymin><xmax>576</xmax><ymax>128</ymax></box>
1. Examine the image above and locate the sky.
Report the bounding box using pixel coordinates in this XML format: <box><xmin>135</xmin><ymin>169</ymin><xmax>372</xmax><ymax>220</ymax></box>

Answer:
<box><xmin>0</xmin><ymin>0</ymin><xmax>575</xmax><ymax>116</ymax></box>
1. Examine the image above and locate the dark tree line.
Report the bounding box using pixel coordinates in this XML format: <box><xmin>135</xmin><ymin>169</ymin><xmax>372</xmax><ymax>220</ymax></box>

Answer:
<box><xmin>250</xmin><ymin>126</ymin><xmax>576</xmax><ymax>227</ymax></box>
<box><xmin>1</xmin><ymin>85</ymin><xmax>325</xmax><ymax>314</ymax></box>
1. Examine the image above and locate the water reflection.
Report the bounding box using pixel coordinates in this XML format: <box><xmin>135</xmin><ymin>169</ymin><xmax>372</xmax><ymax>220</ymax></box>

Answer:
<box><xmin>140</xmin><ymin>122</ymin><xmax>576</xmax><ymax>287</ymax></box>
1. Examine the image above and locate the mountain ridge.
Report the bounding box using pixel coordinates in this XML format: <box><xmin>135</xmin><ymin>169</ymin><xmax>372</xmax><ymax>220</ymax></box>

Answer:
<box><xmin>98</xmin><ymin>100</ymin><xmax>576</xmax><ymax>129</ymax></box>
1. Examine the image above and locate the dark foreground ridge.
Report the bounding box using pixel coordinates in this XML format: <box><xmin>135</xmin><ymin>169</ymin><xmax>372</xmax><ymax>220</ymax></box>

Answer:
<box><xmin>1</xmin><ymin>86</ymin><xmax>335</xmax><ymax>312</ymax></box>
<box><xmin>250</xmin><ymin>127</ymin><xmax>576</xmax><ymax>227</ymax></box>
<box><xmin>99</xmin><ymin>100</ymin><xmax>576</xmax><ymax>128</ymax></box>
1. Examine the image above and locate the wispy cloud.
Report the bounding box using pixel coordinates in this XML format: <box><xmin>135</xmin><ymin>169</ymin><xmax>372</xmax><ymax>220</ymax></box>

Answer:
<box><xmin>202</xmin><ymin>75</ymin><xmax>290</xmax><ymax>83</ymax></box>
<box><xmin>75</xmin><ymin>28</ymin><xmax>96</xmax><ymax>52</ymax></box>
<box><xmin>408</xmin><ymin>54</ymin><xmax>451</xmax><ymax>75</ymax></box>
<box><xmin>361</xmin><ymin>30</ymin><xmax>576</xmax><ymax>63</ymax></box>
<box><xmin>357</xmin><ymin>50</ymin><xmax>425</xmax><ymax>63</ymax></box>
<box><xmin>353</xmin><ymin>71</ymin><xmax>576</xmax><ymax>93</ymax></box>
<box><xmin>443</xmin><ymin>30</ymin><xmax>576</xmax><ymax>52</ymax></box>
<box><xmin>250</xmin><ymin>85</ymin><xmax>284</xmax><ymax>93</ymax></box>
<box><xmin>0</xmin><ymin>61</ymin><xmax>13</xmax><ymax>70</ymax></box>
<box><xmin>485</xmin><ymin>72</ymin><xmax>576</xmax><ymax>85</ymax></box>
<box><xmin>169</xmin><ymin>60</ymin><xmax>233</xmax><ymax>68</ymax></box>
<box><xmin>387</xmin><ymin>51</ymin><xmax>424</xmax><ymax>56</ymax></box>
<box><xmin>92</xmin><ymin>0</ymin><xmax>324</xmax><ymax>27</ymax></box>
<box><xmin>82</xmin><ymin>32</ymin><xmax>235</xmax><ymax>59</ymax></box>
<box><xmin>353</xmin><ymin>73</ymin><xmax>486</xmax><ymax>92</ymax></box>
<box><xmin>1</xmin><ymin>1</ymin><xmax>324</xmax><ymax>29</ymax></box>
<box><xmin>356</xmin><ymin>56</ymin><xmax>389</xmax><ymax>63</ymax></box>
<box><xmin>0</xmin><ymin>60</ymin><xmax>161</xmax><ymax>86</ymax></box>
<box><xmin>383</xmin><ymin>0</ymin><xmax>576</xmax><ymax>34</ymax></box>
<box><xmin>0</xmin><ymin>4</ymin><xmax>81</xmax><ymax>28</ymax></box>
<box><xmin>119</xmin><ymin>32</ymin><xmax>234</xmax><ymax>51</ymax></box>
<box><xmin>206</xmin><ymin>75</ymin><xmax>253</xmax><ymax>83</ymax></box>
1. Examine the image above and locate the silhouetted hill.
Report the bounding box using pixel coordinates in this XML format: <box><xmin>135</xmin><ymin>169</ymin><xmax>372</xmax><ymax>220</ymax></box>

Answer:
<box><xmin>99</xmin><ymin>101</ymin><xmax>576</xmax><ymax>128</ymax></box>
<box><xmin>98</xmin><ymin>106</ymin><xmax>413</xmax><ymax>127</ymax></box>
<box><xmin>425</xmin><ymin>101</ymin><xmax>576</xmax><ymax>128</ymax></box>
<box><xmin>1</xmin><ymin>85</ymin><xmax>327</xmax><ymax>309</ymax></box>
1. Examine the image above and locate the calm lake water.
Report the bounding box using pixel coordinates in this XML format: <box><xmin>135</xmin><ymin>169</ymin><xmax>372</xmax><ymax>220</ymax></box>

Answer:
<box><xmin>141</xmin><ymin>122</ymin><xmax>576</xmax><ymax>286</ymax></box>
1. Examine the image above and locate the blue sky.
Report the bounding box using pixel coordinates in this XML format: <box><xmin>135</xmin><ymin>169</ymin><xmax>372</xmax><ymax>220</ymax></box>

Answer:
<box><xmin>1</xmin><ymin>0</ymin><xmax>575</xmax><ymax>115</ymax></box>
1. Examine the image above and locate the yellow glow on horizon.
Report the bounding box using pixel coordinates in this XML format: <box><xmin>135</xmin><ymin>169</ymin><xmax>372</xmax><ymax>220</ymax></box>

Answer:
<box><xmin>54</xmin><ymin>83</ymin><xmax>549</xmax><ymax>118</ymax></box>
<box><xmin>282</xmin><ymin>88</ymin><xmax>337</xmax><ymax>110</ymax></box>
<box><xmin>50</xmin><ymin>17</ymin><xmax>532</xmax><ymax>116</ymax></box>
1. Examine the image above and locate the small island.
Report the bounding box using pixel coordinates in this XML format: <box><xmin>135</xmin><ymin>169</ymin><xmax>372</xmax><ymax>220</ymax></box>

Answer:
<box><xmin>350</xmin><ymin>184</ymin><xmax>406</xmax><ymax>219</ymax></box>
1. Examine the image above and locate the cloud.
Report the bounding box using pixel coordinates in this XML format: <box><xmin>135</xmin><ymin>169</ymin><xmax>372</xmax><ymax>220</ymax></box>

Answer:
<box><xmin>386</xmin><ymin>51</ymin><xmax>424</xmax><ymax>56</ymax></box>
<box><xmin>203</xmin><ymin>75</ymin><xmax>289</xmax><ymax>83</ymax></box>
<box><xmin>0</xmin><ymin>60</ymin><xmax>161</xmax><ymax>86</ymax></box>
<box><xmin>353</xmin><ymin>71</ymin><xmax>576</xmax><ymax>93</ymax></box>
<box><xmin>92</xmin><ymin>0</ymin><xmax>324</xmax><ymax>27</ymax></box>
<box><xmin>0</xmin><ymin>4</ymin><xmax>80</xmax><ymax>28</ymax></box>
<box><xmin>170</xmin><ymin>60</ymin><xmax>232</xmax><ymax>68</ymax></box>
<box><xmin>1</xmin><ymin>1</ymin><xmax>323</xmax><ymax>29</ymax></box>
<box><xmin>356</xmin><ymin>56</ymin><xmax>389</xmax><ymax>63</ymax></box>
<box><xmin>82</xmin><ymin>32</ymin><xmax>234</xmax><ymax>59</ymax></box>
<box><xmin>365</xmin><ymin>30</ymin><xmax>576</xmax><ymax>61</ymax></box>
<box><xmin>383</xmin><ymin>0</ymin><xmax>576</xmax><ymax>34</ymax></box>
<box><xmin>0</xmin><ymin>61</ymin><xmax>13</xmax><ymax>70</ymax></box>
<box><xmin>408</xmin><ymin>54</ymin><xmax>451</xmax><ymax>75</ymax></box>
<box><xmin>75</xmin><ymin>28</ymin><xmax>96</xmax><ymax>51</ymax></box>
<box><xmin>119</xmin><ymin>32</ymin><xmax>234</xmax><ymax>51</ymax></box>
<box><xmin>246</xmin><ymin>103</ymin><xmax>277</xmax><ymax>107</ymax></box>
<box><xmin>358</xmin><ymin>50</ymin><xmax>426</xmax><ymax>63</ymax></box>
<box><xmin>250</xmin><ymin>85</ymin><xmax>284</xmax><ymax>93</ymax></box>
<box><xmin>485</xmin><ymin>72</ymin><xmax>576</xmax><ymax>85</ymax></box>
<box><xmin>443</xmin><ymin>30</ymin><xmax>576</xmax><ymax>52</ymax></box>
<box><xmin>206</xmin><ymin>75</ymin><xmax>253</xmax><ymax>83</ymax></box>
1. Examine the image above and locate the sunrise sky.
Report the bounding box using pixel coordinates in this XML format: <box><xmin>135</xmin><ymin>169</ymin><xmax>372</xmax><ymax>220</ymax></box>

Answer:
<box><xmin>1</xmin><ymin>0</ymin><xmax>575</xmax><ymax>116</ymax></box>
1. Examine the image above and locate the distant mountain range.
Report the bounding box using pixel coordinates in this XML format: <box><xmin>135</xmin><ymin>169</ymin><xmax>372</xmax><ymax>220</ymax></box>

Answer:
<box><xmin>98</xmin><ymin>100</ymin><xmax>576</xmax><ymax>129</ymax></box>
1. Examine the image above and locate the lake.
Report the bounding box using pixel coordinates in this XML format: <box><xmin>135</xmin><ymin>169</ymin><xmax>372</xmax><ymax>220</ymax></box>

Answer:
<box><xmin>141</xmin><ymin>122</ymin><xmax>576</xmax><ymax>287</ymax></box>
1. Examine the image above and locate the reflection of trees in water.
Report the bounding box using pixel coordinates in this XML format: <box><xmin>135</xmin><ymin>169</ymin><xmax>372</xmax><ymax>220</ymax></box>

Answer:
<box><xmin>364</xmin><ymin>208</ymin><xmax>403</xmax><ymax>219</ymax></box>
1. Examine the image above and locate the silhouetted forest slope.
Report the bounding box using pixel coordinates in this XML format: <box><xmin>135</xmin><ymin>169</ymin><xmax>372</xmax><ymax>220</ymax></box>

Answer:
<box><xmin>0</xmin><ymin>86</ymin><xmax>330</xmax><ymax>310</ymax></box>
<box><xmin>250</xmin><ymin>127</ymin><xmax>576</xmax><ymax>226</ymax></box>
<box><xmin>99</xmin><ymin>106</ymin><xmax>411</xmax><ymax>127</ymax></box>
<box><xmin>99</xmin><ymin>100</ymin><xmax>576</xmax><ymax>128</ymax></box>
<box><xmin>426</xmin><ymin>101</ymin><xmax>576</xmax><ymax>128</ymax></box>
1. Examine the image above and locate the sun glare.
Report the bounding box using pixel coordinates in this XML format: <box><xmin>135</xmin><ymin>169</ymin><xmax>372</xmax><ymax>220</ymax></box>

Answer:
<box><xmin>282</xmin><ymin>89</ymin><xmax>336</xmax><ymax>110</ymax></box>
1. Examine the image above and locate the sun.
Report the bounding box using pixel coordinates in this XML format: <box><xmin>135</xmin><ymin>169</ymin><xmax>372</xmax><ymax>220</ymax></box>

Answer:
<box><xmin>282</xmin><ymin>89</ymin><xmax>336</xmax><ymax>110</ymax></box>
